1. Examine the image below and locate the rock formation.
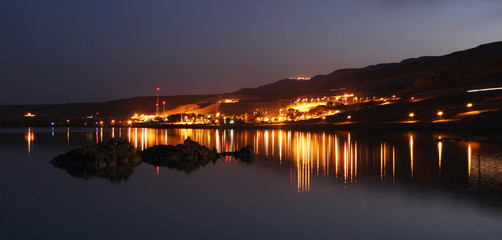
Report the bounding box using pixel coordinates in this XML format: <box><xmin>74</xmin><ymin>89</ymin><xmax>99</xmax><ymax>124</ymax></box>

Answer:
<box><xmin>50</xmin><ymin>138</ymin><xmax>141</xmax><ymax>182</ymax></box>
<box><xmin>140</xmin><ymin>137</ymin><xmax>221</xmax><ymax>173</ymax></box>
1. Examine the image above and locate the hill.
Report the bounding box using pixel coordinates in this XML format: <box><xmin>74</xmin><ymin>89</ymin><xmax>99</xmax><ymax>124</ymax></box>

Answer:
<box><xmin>237</xmin><ymin>41</ymin><xmax>502</xmax><ymax>97</ymax></box>
<box><xmin>2</xmin><ymin>41</ymin><xmax>502</xmax><ymax>121</ymax></box>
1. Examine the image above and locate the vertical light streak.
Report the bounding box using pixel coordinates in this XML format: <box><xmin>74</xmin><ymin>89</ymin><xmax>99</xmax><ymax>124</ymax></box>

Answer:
<box><xmin>468</xmin><ymin>144</ymin><xmax>472</xmax><ymax>179</ymax></box>
<box><xmin>230</xmin><ymin>129</ymin><xmax>235</xmax><ymax>152</ymax></box>
<box><xmin>66</xmin><ymin>127</ymin><xmax>70</xmax><ymax>146</ymax></box>
<box><xmin>409</xmin><ymin>134</ymin><xmax>414</xmax><ymax>181</ymax></box>
<box><xmin>100</xmin><ymin>127</ymin><xmax>103</xmax><ymax>142</ymax></box>
<box><xmin>134</xmin><ymin>128</ymin><xmax>138</xmax><ymax>149</ymax></box>
<box><xmin>344</xmin><ymin>142</ymin><xmax>348</xmax><ymax>184</ymax></box>
<box><xmin>272</xmin><ymin>130</ymin><xmax>275</xmax><ymax>156</ymax></box>
<box><xmin>288</xmin><ymin>131</ymin><xmax>292</xmax><ymax>159</ymax></box>
<box><xmin>216</xmin><ymin>129</ymin><xmax>220</xmax><ymax>153</ymax></box>
<box><xmin>296</xmin><ymin>132</ymin><xmax>300</xmax><ymax>192</ymax></box>
<box><xmin>327</xmin><ymin>135</ymin><xmax>331</xmax><ymax>175</ymax></box>
<box><xmin>112</xmin><ymin>127</ymin><xmax>115</xmax><ymax>138</ymax></box>
<box><xmin>380</xmin><ymin>143</ymin><xmax>383</xmax><ymax>182</ymax></box>
<box><xmin>438</xmin><ymin>141</ymin><xmax>442</xmax><ymax>176</ymax></box>
<box><xmin>350</xmin><ymin>142</ymin><xmax>353</xmax><ymax>183</ymax></box>
<box><xmin>392</xmin><ymin>146</ymin><xmax>395</xmax><ymax>184</ymax></box>
<box><xmin>383</xmin><ymin>142</ymin><xmax>386</xmax><ymax>179</ymax></box>
<box><xmin>256</xmin><ymin>131</ymin><xmax>259</xmax><ymax>154</ymax></box>
<box><xmin>279</xmin><ymin>130</ymin><xmax>283</xmax><ymax>163</ymax></box>
<box><xmin>155</xmin><ymin>129</ymin><xmax>158</xmax><ymax>146</ymax></box>
<box><xmin>335</xmin><ymin>135</ymin><xmax>338</xmax><ymax>179</ymax></box>
<box><xmin>317</xmin><ymin>137</ymin><xmax>320</xmax><ymax>176</ymax></box>
<box><xmin>355</xmin><ymin>142</ymin><xmax>358</xmax><ymax>182</ymax></box>
<box><xmin>140</xmin><ymin>128</ymin><xmax>145</xmax><ymax>150</ymax></box>
<box><xmin>26</xmin><ymin>127</ymin><xmax>34</xmax><ymax>155</ymax></box>
<box><xmin>322</xmin><ymin>133</ymin><xmax>326</xmax><ymax>173</ymax></box>
<box><xmin>265</xmin><ymin>130</ymin><xmax>269</xmax><ymax>156</ymax></box>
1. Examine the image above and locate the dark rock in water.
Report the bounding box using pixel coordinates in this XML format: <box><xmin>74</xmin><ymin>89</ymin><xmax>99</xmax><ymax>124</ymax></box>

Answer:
<box><xmin>141</xmin><ymin>137</ymin><xmax>255</xmax><ymax>173</ymax></box>
<box><xmin>141</xmin><ymin>137</ymin><xmax>221</xmax><ymax>173</ymax></box>
<box><xmin>222</xmin><ymin>145</ymin><xmax>254</xmax><ymax>163</ymax></box>
<box><xmin>51</xmin><ymin>138</ymin><xmax>141</xmax><ymax>182</ymax></box>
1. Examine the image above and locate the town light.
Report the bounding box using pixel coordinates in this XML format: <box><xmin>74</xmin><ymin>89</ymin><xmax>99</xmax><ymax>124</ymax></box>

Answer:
<box><xmin>437</xmin><ymin>111</ymin><xmax>443</xmax><ymax>117</ymax></box>
<box><xmin>467</xmin><ymin>103</ymin><xmax>473</xmax><ymax>108</ymax></box>
<box><xmin>409</xmin><ymin>113</ymin><xmax>414</xmax><ymax>118</ymax></box>
<box><xmin>347</xmin><ymin>115</ymin><xmax>351</xmax><ymax>120</ymax></box>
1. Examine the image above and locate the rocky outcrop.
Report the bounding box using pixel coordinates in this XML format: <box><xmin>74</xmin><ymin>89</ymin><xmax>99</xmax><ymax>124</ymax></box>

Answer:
<box><xmin>141</xmin><ymin>137</ymin><xmax>255</xmax><ymax>173</ymax></box>
<box><xmin>140</xmin><ymin>137</ymin><xmax>221</xmax><ymax>173</ymax></box>
<box><xmin>52</xmin><ymin>137</ymin><xmax>255</xmax><ymax>178</ymax></box>
<box><xmin>50</xmin><ymin>138</ymin><xmax>141</xmax><ymax>182</ymax></box>
<box><xmin>222</xmin><ymin>145</ymin><xmax>254</xmax><ymax>163</ymax></box>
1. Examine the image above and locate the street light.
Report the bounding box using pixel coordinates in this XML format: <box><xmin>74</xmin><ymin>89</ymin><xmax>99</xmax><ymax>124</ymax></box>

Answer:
<box><xmin>437</xmin><ymin>111</ymin><xmax>443</xmax><ymax>118</ymax></box>
<box><xmin>409</xmin><ymin>113</ymin><xmax>414</xmax><ymax>119</ymax></box>
<box><xmin>467</xmin><ymin>103</ymin><xmax>473</xmax><ymax>108</ymax></box>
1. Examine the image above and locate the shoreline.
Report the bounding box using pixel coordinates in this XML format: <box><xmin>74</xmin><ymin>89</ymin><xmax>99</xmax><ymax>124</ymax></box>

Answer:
<box><xmin>4</xmin><ymin>120</ymin><xmax>502</xmax><ymax>136</ymax></box>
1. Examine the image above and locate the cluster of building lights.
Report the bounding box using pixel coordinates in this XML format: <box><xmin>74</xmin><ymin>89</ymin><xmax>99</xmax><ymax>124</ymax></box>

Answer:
<box><xmin>128</xmin><ymin>92</ymin><xmax>400</xmax><ymax>124</ymax></box>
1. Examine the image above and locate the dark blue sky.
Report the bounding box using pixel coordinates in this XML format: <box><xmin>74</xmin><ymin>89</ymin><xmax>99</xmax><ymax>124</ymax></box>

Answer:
<box><xmin>1</xmin><ymin>0</ymin><xmax>501</xmax><ymax>104</ymax></box>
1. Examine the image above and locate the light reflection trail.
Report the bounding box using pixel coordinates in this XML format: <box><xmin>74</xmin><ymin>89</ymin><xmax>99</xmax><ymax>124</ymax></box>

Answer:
<box><xmin>468</xmin><ymin>144</ymin><xmax>472</xmax><ymax>180</ymax></box>
<box><xmin>335</xmin><ymin>134</ymin><xmax>338</xmax><ymax>179</ymax></box>
<box><xmin>380</xmin><ymin>143</ymin><xmax>384</xmax><ymax>182</ymax></box>
<box><xmin>26</xmin><ymin>127</ymin><xmax>34</xmax><ymax>155</ymax></box>
<box><xmin>67</xmin><ymin>127</ymin><xmax>70</xmax><ymax>146</ymax></box>
<box><xmin>279</xmin><ymin>130</ymin><xmax>283</xmax><ymax>163</ymax></box>
<box><xmin>97</xmin><ymin>128</ymin><xmax>487</xmax><ymax>193</ymax></box>
<box><xmin>438</xmin><ymin>140</ymin><xmax>442</xmax><ymax>176</ymax></box>
<box><xmin>409</xmin><ymin>134</ymin><xmax>414</xmax><ymax>181</ymax></box>
<box><xmin>354</xmin><ymin>142</ymin><xmax>357</xmax><ymax>182</ymax></box>
<box><xmin>392</xmin><ymin>146</ymin><xmax>395</xmax><ymax>184</ymax></box>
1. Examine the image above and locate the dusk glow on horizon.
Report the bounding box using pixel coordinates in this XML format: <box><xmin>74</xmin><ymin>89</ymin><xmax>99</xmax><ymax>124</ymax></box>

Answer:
<box><xmin>1</xmin><ymin>0</ymin><xmax>502</xmax><ymax>104</ymax></box>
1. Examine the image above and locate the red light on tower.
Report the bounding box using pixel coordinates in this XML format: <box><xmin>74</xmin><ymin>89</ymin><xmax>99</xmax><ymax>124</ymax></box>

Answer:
<box><xmin>155</xmin><ymin>88</ymin><xmax>160</xmax><ymax>116</ymax></box>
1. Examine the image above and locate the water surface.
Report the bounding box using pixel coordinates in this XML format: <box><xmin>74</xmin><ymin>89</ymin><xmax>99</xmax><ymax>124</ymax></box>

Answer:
<box><xmin>1</xmin><ymin>127</ymin><xmax>501</xmax><ymax>239</ymax></box>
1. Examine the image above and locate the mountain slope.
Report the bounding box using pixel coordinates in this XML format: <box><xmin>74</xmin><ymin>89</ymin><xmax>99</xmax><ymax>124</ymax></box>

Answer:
<box><xmin>237</xmin><ymin>41</ymin><xmax>502</xmax><ymax>97</ymax></box>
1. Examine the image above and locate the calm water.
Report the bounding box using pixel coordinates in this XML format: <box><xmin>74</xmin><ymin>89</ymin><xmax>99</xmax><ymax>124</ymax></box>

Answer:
<box><xmin>1</xmin><ymin>127</ymin><xmax>502</xmax><ymax>239</ymax></box>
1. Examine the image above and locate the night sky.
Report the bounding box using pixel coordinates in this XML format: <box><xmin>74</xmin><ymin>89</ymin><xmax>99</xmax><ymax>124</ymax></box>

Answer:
<box><xmin>1</xmin><ymin>0</ymin><xmax>501</xmax><ymax>105</ymax></box>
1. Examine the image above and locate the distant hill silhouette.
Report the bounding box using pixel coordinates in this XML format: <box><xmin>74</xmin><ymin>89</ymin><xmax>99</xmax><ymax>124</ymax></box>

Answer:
<box><xmin>237</xmin><ymin>41</ymin><xmax>502</xmax><ymax>96</ymax></box>
<box><xmin>2</xmin><ymin>41</ymin><xmax>502</xmax><ymax>119</ymax></box>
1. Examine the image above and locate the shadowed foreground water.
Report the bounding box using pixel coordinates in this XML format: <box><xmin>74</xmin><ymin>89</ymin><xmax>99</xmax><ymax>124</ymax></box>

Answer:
<box><xmin>1</xmin><ymin>127</ymin><xmax>501</xmax><ymax>239</ymax></box>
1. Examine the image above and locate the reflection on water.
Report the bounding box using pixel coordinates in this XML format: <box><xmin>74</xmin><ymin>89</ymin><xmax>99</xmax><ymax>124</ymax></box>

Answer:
<box><xmin>409</xmin><ymin>134</ymin><xmax>414</xmax><ymax>180</ymax></box>
<box><xmin>25</xmin><ymin>127</ymin><xmax>502</xmax><ymax>197</ymax></box>
<box><xmin>25</xmin><ymin>127</ymin><xmax>34</xmax><ymax>155</ymax></box>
